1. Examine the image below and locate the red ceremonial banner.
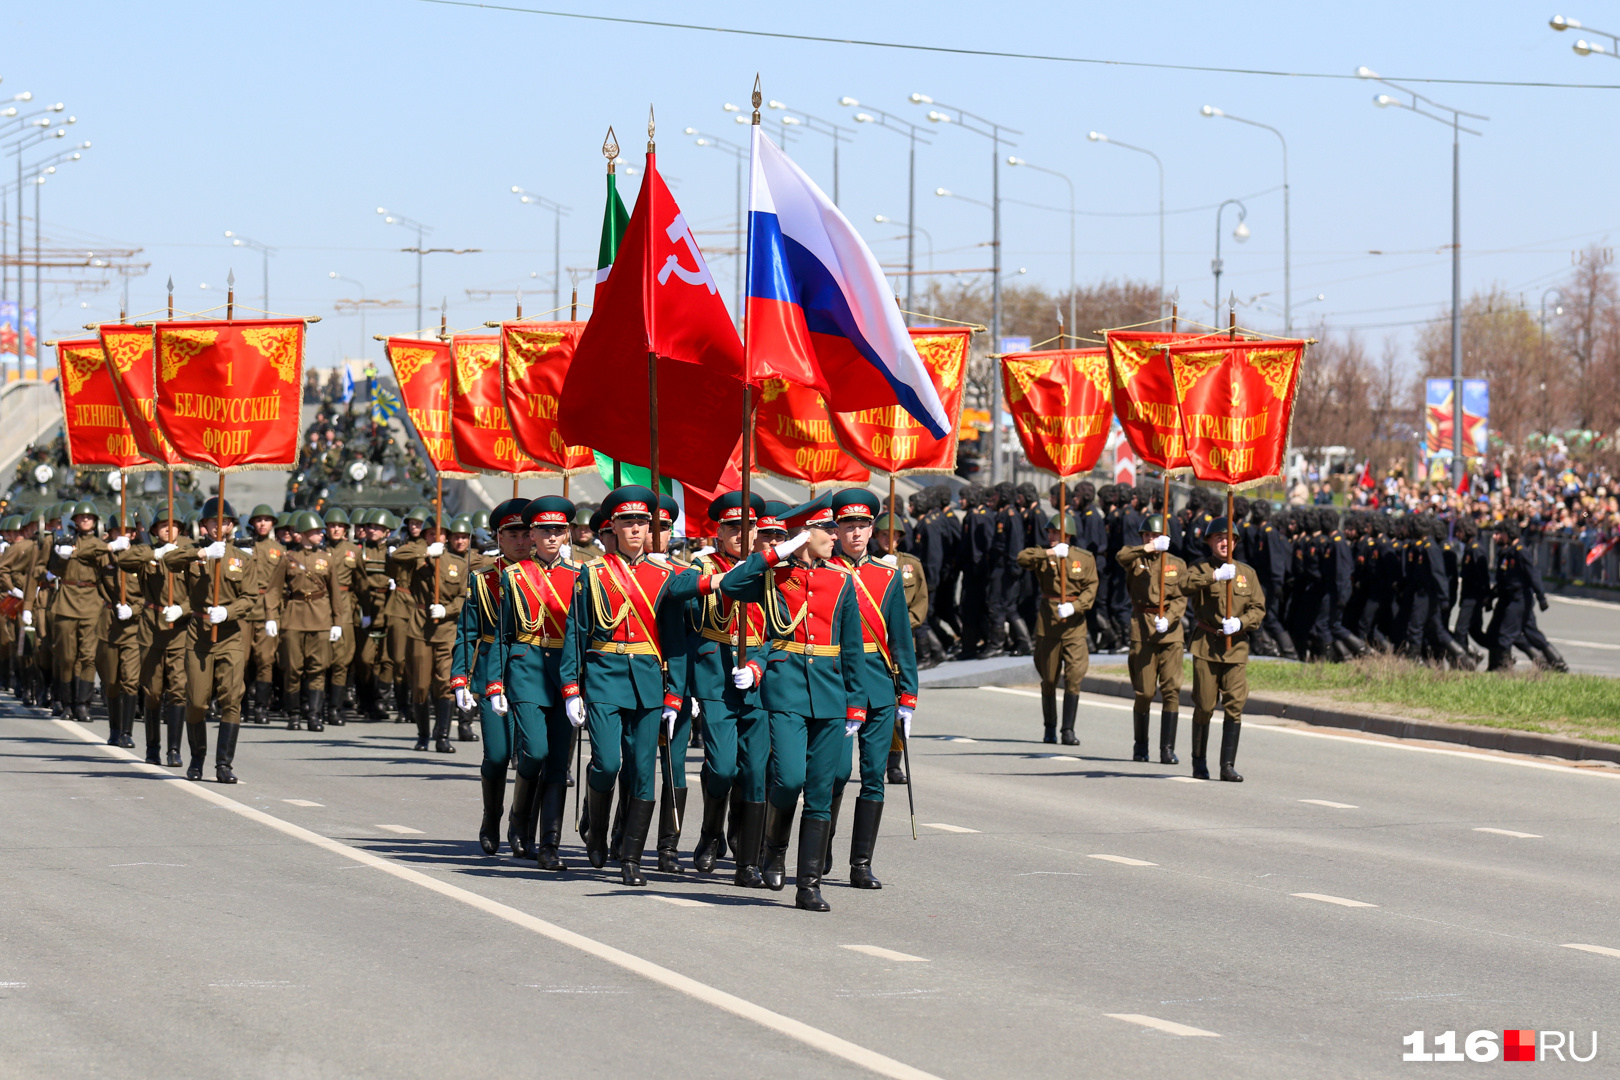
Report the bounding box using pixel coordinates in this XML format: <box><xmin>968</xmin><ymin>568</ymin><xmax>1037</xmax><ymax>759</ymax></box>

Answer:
<box><xmin>98</xmin><ymin>323</ymin><xmax>186</xmax><ymax>469</ymax></box>
<box><xmin>449</xmin><ymin>334</ymin><xmax>549</xmax><ymax>478</ymax></box>
<box><xmin>1001</xmin><ymin>348</ymin><xmax>1113</xmax><ymax>478</ymax></box>
<box><xmin>1105</xmin><ymin>330</ymin><xmax>1220</xmax><ymax>472</ymax></box>
<box><xmin>829</xmin><ymin>326</ymin><xmax>970</xmax><ymax>476</ymax></box>
<box><xmin>152</xmin><ymin>320</ymin><xmax>304</xmax><ymax>472</ymax></box>
<box><xmin>1162</xmin><ymin>338</ymin><xmax>1305</xmax><ymax>488</ymax></box>
<box><xmin>499</xmin><ymin>321</ymin><xmax>596</xmax><ymax>476</ymax></box>
<box><xmin>753</xmin><ymin>377</ymin><xmax>870</xmax><ymax>487</ymax></box>
<box><xmin>56</xmin><ymin>337</ymin><xmax>153</xmax><ymax>471</ymax></box>
<box><xmin>386</xmin><ymin>336</ymin><xmax>471</xmax><ymax>478</ymax></box>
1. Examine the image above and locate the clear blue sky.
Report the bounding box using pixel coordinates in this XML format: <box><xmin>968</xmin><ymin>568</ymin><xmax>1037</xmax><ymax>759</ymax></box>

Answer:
<box><xmin>4</xmin><ymin>1</ymin><xmax>1615</xmax><ymax>367</ymax></box>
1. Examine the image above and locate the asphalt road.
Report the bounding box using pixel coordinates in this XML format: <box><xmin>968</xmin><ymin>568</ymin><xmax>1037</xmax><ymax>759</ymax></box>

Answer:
<box><xmin>1536</xmin><ymin>594</ymin><xmax>1620</xmax><ymax>676</ymax></box>
<box><xmin>3</xmin><ymin>688</ymin><xmax>1617</xmax><ymax>1079</ymax></box>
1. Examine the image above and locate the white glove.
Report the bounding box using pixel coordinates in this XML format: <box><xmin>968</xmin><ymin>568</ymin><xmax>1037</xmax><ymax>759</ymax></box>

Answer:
<box><xmin>153</xmin><ymin>543</ymin><xmax>177</xmax><ymax>559</ymax></box>
<box><xmin>565</xmin><ymin>696</ymin><xmax>586</xmax><ymax>727</ymax></box>
<box><xmin>1050</xmin><ymin>543</ymin><xmax>1069</xmax><ymax>559</ymax></box>
<box><xmin>163</xmin><ymin>605</ymin><xmax>183</xmax><ymax>625</ymax></box>
<box><xmin>8</xmin><ymin>587</ymin><xmax>21</xmax><ymax>599</ymax></box>
<box><xmin>560</xmin><ymin>543</ymin><xmax>573</xmax><ymax>561</ymax></box>
<box><xmin>429</xmin><ymin>603</ymin><xmax>446</xmax><ymax>620</ymax></box>
<box><xmin>879</xmin><ymin>553</ymin><xmax>898</xmax><ymax>566</ymax></box>
<box><xmin>55</xmin><ymin>544</ymin><xmax>74</xmax><ymax>558</ymax></box>
<box><xmin>1221</xmin><ymin>616</ymin><xmax>1241</xmax><ymax>636</ymax></box>
<box><xmin>21</xmin><ymin>609</ymin><xmax>32</xmax><ymax>627</ymax></box>
<box><xmin>690</xmin><ymin>546</ymin><xmax>714</xmax><ymax>560</ymax></box>
<box><xmin>773</xmin><ymin>531</ymin><xmax>812</xmax><ymax>560</ymax></box>
<box><xmin>1056</xmin><ymin>601</ymin><xmax>1075</xmax><ymax>620</ymax></box>
<box><xmin>1213</xmin><ymin>562</ymin><xmax>1236</xmax><ymax>581</ymax></box>
<box><xmin>108</xmin><ymin>536</ymin><xmax>131</xmax><ymax>553</ymax></box>
<box><xmin>662</xmin><ymin>706</ymin><xmax>679</xmax><ymax>740</ymax></box>
<box><xmin>264</xmin><ymin>619</ymin><xmax>277</xmax><ymax>637</ymax></box>
<box><xmin>361</xmin><ymin>615</ymin><xmax>372</xmax><ymax>628</ymax></box>
<box><xmin>732</xmin><ymin>665</ymin><xmax>756</xmax><ymax>689</ymax></box>
<box><xmin>690</xmin><ymin>698</ymin><xmax>701</xmax><ymax>719</ymax></box>
<box><xmin>387</xmin><ymin>545</ymin><xmax>397</xmax><ymax>554</ymax></box>
<box><xmin>115</xmin><ymin>603</ymin><xmax>133</xmax><ymax>621</ymax></box>
<box><xmin>845</xmin><ymin>719</ymin><xmax>862</xmax><ymax>737</ymax></box>
<box><xmin>208</xmin><ymin>606</ymin><xmax>228</xmax><ymax>624</ymax></box>
<box><xmin>454</xmin><ymin>687</ymin><xmax>474</xmax><ymax>711</ymax></box>
<box><xmin>490</xmin><ymin>693</ymin><xmax>509</xmax><ymax>716</ymax></box>
<box><xmin>388</xmin><ymin>578</ymin><xmax>396</xmax><ymax>591</ymax></box>
<box><xmin>1151</xmin><ymin>534</ymin><xmax>1171</xmax><ymax>553</ymax></box>
<box><xmin>648</xmin><ymin>552</ymin><xmax>669</xmax><ymax>565</ymax></box>
<box><xmin>202</xmin><ymin>541</ymin><xmax>227</xmax><ymax>560</ymax></box>
<box><xmin>43</xmin><ymin>571</ymin><xmax>56</xmax><ymax>583</ymax></box>
<box><xmin>328</xmin><ymin>625</ymin><xmax>343</xmax><ymax>642</ymax></box>
<box><xmin>898</xmin><ymin>705</ymin><xmax>913</xmax><ymax>739</ymax></box>
<box><xmin>425</xmin><ymin>542</ymin><xmax>444</xmax><ymax>558</ymax></box>
<box><xmin>1153</xmin><ymin>615</ymin><xmax>1169</xmax><ymax>634</ymax></box>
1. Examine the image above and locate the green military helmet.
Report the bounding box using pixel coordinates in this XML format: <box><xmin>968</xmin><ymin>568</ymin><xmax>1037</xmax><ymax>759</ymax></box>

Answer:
<box><xmin>449</xmin><ymin>513</ymin><xmax>474</xmax><ymax>534</ymax></box>
<box><xmin>352</xmin><ymin>508</ymin><xmax>374</xmax><ymax>526</ymax></box>
<box><xmin>2</xmin><ymin>514</ymin><xmax>21</xmax><ymax>531</ymax></box>
<box><xmin>248</xmin><ymin>503</ymin><xmax>278</xmax><ymax>522</ymax></box>
<box><xmin>322</xmin><ymin>506</ymin><xmax>350</xmax><ymax>526</ymax></box>
<box><xmin>275</xmin><ymin>512</ymin><xmax>292</xmax><ymax>529</ymax></box>
<box><xmin>1142</xmin><ymin>513</ymin><xmax>1167</xmax><ymax>535</ymax></box>
<box><xmin>405</xmin><ymin>505</ymin><xmax>432</xmax><ymax>523</ymax></box>
<box><xmin>28</xmin><ymin>507</ymin><xmax>49</xmax><ymax>526</ymax></box>
<box><xmin>382</xmin><ymin>510</ymin><xmax>401</xmax><ymax>530</ymax></box>
<box><xmin>873</xmin><ymin>512</ymin><xmax>902</xmax><ymax>535</ymax></box>
<box><xmin>47</xmin><ymin>501</ymin><xmax>69</xmax><ymax>522</ymax></box>
<box><xmin>1047</xmin><ymin>513</ymin><xmax>1078</xmax><ymax>537</ymax></box>
<box><xmin>70</xmin><ymin>501</ymin><xmax>100</xmax><ymax>520</ymax></box>
<box><xmin>184</xmin><ymin>511</ymin><xmax>201</xmax><ymax>536</ymax></box>
<box><xmin>290</xmin><ymin>510</ymin><xmax>325</xmax><ymax>533</ymax></box>
<box><xmin>470</xmin><ymin>509</ymin><xmax>491</xmax><ymax>532</ymax></box>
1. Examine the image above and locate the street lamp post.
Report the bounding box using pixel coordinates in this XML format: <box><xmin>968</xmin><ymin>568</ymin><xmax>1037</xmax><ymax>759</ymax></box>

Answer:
<box><xmin>224</xmin><ymin>231</ymin><xmax>275</xmax><ymax>315</ymax></box>
<box><xmin>1360</xmin><ymin>66</ymin><xmax>1488</xmax><ymax>486</ymax></box>
<box><xmin>686</xmin><ymin>127</ymin><xmax>748</xmax><ymax>328</ymax></box>
<box><xmin>873</xmin><ymin>215</ymin><xmax>934</xmax><ymax>289</ymax></box>
<box><xmin>757</xmin><ymin>100</ymin><xmax>851</xmax><ymax>205</ymax></box>
<box><xmin>840</xmin><ymin>99</ymin><xmax>932</xmax><ymax>324</ymax></box>
<box><xmin>1087</xmin><ymin>131</ymin><xmax>1165</xmax><ymax>316</ymax></box>
<box><xmin>914</xmin><ymin>93</ymin><xmax>1020</xmax><ymax>483</ymax></box>
<box><xmin>329</xmin><ymin>272</ymin><xmax>370</xmax><ymax>359</ymax></box>
<box><xmin>1539</xmin><ymin>288</ymin><xmax>1564</xmax><ymax>438</ymax></box>
<box><xmin>1201</xmin><ymin>106</ymin><xmax>1291</xmax><ymax>332</ymax></box>
<box><xmin>1213</xmin><ymin>199</ymin><xmax>1250</xmax><ymax>318</ymax></box>
<box><xmin>1549</xmin><ymin>14</ymin><xmax>1620</xmax><ymax>58</ymax></box>
<box><xmin>377</xmin><ymin>209</ymin><xmax>479</xmax><ymax>338</ymax></box>
<box><xmin>510</xmin><ymin>187</ymin><xmax>569</xmax><ymax>316</ymax></box>
<box><xmin>1007</xmin><ymin>156</ymin><xmax>1076</xmax><ymax>342</ymax></box>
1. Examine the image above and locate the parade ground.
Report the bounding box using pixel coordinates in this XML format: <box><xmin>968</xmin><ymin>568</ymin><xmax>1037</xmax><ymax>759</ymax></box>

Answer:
<box><xmin>5</xmin><ymin>682</ymin><xmax>1615</xmax><ymax>1079</ymax></box>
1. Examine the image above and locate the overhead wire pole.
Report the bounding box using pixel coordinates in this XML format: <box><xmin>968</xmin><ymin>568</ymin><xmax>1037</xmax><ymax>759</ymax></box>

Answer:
<box><xmin>1201</xmin><ymin>106</ymin><xmax>1290</xmax><ymax>333</ymax></box>
<box><xmin>757</xmin><ymin>100</ymin><xmax>852</xmax><ymax>207</ymax></box>
<box><xmin>1359</xmin><ymin>66</ymin><xmax>1487</xmax><ymax>488</ymax></box>
<box><xmin>1087</xmin><ymin>131</ymin><xmax>1164</xmax><ymax>317</ymax></box>
<box><xmin>224</xmin><ymin>231</ymin><xmax>275</xmax><ymax>315</ymax></box>
<box><xmin>511</xmin><ymin>187</ymin><xmax>570</xmax><ymax>315</ymax></box>
<box><xmin>1007</xmin><ymin>155</ymin><xmax>1075</xmax><ymax>342</ymax></box>
<box><xmin>377</xmin><ymin>208</ymin><xmax>449</xmax><ymax>338</ymax></box>
<box><xmin>911</xmin><ymin>93</ymin><xmax>1020</xmax><ymax>483</ymax></box>
<box><xmin>839</xmin><ymin>99</ymin><xmax>932</xmax><ymax>325</ymax></box>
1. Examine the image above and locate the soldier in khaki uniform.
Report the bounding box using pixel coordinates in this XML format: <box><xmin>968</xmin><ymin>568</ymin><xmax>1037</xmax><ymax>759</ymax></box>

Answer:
<box><xmin>1117</xmin><ymin>513</ymin><xmax>1187</xmax><ymax>765</ymax></box>
<box><xmin>97</xmin><ymin>513</ymin><xmax>146</xmax><ymax>748</ymax></box>
<box><xmin>391</xmin><ymin>512</ymin><xmax>472</xmax><ymax>753</ymax></box>
<box><xmin>0</xmin><ymin>515</ymin><xmax>18</xmax><ymax>693</ymax></box>
<box><xmin>320</xmin><ymin>507</ymin><xmax>362</xmax><ymax>726</ymax></box>
<box><xmin>1016</xmin><ymin>513</ymin><xmax>1100</xmax><ymax>746</ymax></box>
<box><xmin>0</xmin><ymin>509</ymin><xmax>47</xmax><ymax>707</ymax></box>
<box><xmin>264</xmin><ymin>510</ymin><xmax>348</xmax><ymax>732</ymax></box>
<box><xmin>135</xmin><ymin>507</ymin><xmax>193</xmax><ymax>766</ymax></box>
<box><xmin>353</xmin><ymin>509</ymin><xmax>396</xmax><ymax>720</ymax></box>
<box><xmin>160</xmin><ymin>497</ymin><xmax>261</xmax><ymax>783</ymax></box>
<box><xmin>46</xmin><ymin>501</ymin><xmax>116</xmax><ymax>725</ymax></box>
<box><xmin>242</xmin><ymin>504</ymin><xmax>285</xmax><ymax>725</ymax></box>
<box><xmin>873</xmin><ymin>514</ymin><xmax>928</xmax><ymax>782</ymax></box>
<box><xmin>1182</xmin><ymin>517</ymin><xmax>1264</xmax><ymax>782</ymax></box>
<box><xmin>384</xmin><ymin>506</ymin><xmax>432</xmax><ymax>722</ymax></box>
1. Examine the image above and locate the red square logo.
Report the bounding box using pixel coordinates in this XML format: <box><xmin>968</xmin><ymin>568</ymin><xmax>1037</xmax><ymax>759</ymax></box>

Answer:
<box><xmin>1504</xmin><ymin>1030</ymin><xmax>1537</xmax><ymax>1062</ymax></box>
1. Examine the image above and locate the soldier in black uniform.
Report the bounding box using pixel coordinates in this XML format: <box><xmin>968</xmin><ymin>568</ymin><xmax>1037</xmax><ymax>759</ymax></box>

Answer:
<box><xmin>930</xmin><ymin>486</ymin><xmax>963</xmax><ymax>656</ymax></box>
<box><xmin>1101</xmin><ymin>484</ymin><xmax>1140</xmax><ymax>650</ymax></box>
<box><xmin>1486</xmin><ymin>521</ymin><xmax>1536</xmax><ymax>671</ymax></box>
<box><xmin>956</xmin><ymin>485</ymin><xmax>994</xmax><ymax>658</ymax></box>
<box><xmin>983</xmin><ymin>483</ymin><xmax>1027</xmax><ymax>657</ymax></box>
<box><xmin>1451</xmin><ymin>519</ymin><xmax>1492</xmax><ymax>664</ymax></box>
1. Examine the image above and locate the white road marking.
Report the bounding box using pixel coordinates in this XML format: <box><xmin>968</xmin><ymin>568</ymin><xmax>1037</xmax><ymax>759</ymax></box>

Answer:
<box><xmin>1548</xmin><ymin>636</ymin><xmax>1620</xmax><ymax>651</ymax></box>
<box><xmin>1089</xmin><ymin>854</ymin><xmax>1157</xmax><ymax>867</ymax></box>
<box><xmin>1474</xmin><ymin>827</ymin><xmax>1542</xmax><ymax>838</ymax></box>
<box><xmin>841</xmin><ymin>945</ymin><xmax>928</xmax><ymax>963</ymax></box>
<box><xmin>981</xmin><ymin>687</ymin><xmax>1133</xmax><ymax>711</ymax></box>
<box><xmin>1299</xmin><ymin>799</ymin><xmax>1358</xmax><ymax>809</ymax></box>
<box><xmin>1033</xmin><ymin>754</ymin><xmax>1082</xmax><ymax>762</ymax></box>
<box><xmin>1549</xmin><ymin>594</ymin><xmax>1620</xmax><ymax>610</ymax></box>
<box><xmin>1246</xmin><ymin>719</ymin><xmax>1620</xmax><ymax>780</ymax></box>
<box><xmin>1563</xmin><ymin>943</ymin><xmax>1620</xmax><ymax>960</ymax></box>
<box><xmin>1292</xmin><ymin>892</ymin><xmax>1378</xmax><ymax>908</ymax></box>
<box><xmin>50</xmin><ymin>718</ymin><xmax>943</xmax><ymax>1080</ymax></box>
<box><xmin>1104</xmin><ymin>1013</ymin><xmax>1222</xmax><ymax>1038</ymax></box>
<box><xmin>375</xmin><ymin>824</ymin><xmax>424</xmax><ymax>835</ymax></box>
<box><xmin>282</xmin><ymin>799</ymin><xmax>323</xmax><ymax>807</ymax></box>
<box><xmin>943</xmin><ymin>736</ymin><xmax>978</xmax><ymax>743</ymax></box>
<box><xmin>921</xmin><ymin>823</ymin><xmax>979</xmax><ymax>834</ymax></box>
<box><xmin>109</xmin><ymin>862</ymin><xmax>185</xmax><ymax>867</ymax></box>
<box><xmin>649</xmin><ymin>895</ymin><xmax>709</xmax><ymax>908</ymax></box>
<box><xmin>1164</xmin><ymin>776</ymin><xmax>1202</xmax><ymax>783</ymax></box>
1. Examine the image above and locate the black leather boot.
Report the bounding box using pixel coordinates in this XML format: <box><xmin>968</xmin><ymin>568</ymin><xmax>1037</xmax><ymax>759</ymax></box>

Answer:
<box><xmin>1159</xmin><ymin>708</ymin><xmax>1179</xmax><ymax>765</ymax></box>
<box><xmin>412</xmin><ymin>702</ymin><xmax>430</xmax><ymax>751</ymax></box>
<box><xmin>1061</xmin><ymin>690</ymin><xmax>1080</xmax><ymax>746</ymax></box>
<box><xmin>73</xmin><ymin>679</ymin><xmax>93</xmax><ymax>724</ymax></box>
<box><xmin>1040</xmin><ymin>684</ymin><xmax>1058</xmax><ymax>743</ymax></box>
<box><xmin>507</xmin><ymin>772</ymin><xmax>538</xmax><ymax>860</ymax></box>
<box><xmin>479</xmin><ymin>768</ymin><xmax>507</xmax><ymax>856</ymax></box>
<box><xmin>1275</xmin><ymin>627</ymin><xmax>1299</xmax><ymax>661</ymax></box>
<box><xmin>1009</xmin><ymin>616</ymin><xmax>1034</xmax><ymax>657</ymax></box>
<box><xmin>288</xmin><ymin>684</ymin><xmax>306</xmax><ymax>731</ymax></box>
<box><xmin>1191</xmin><ymin>718</ymin><xmax>1211</xmax><ymax>780</ymax></box>
<box><xmin>609</xmin><ymin>783</ymin><xmax>630</xmax><ymax>862</ymax></box>
<box><xmin>309</xmin><ymin>687</ymin><xmax>329</xmax><ymax>733</ymax></box>
<box><xmin>119</xmin><ymin>694</ymin><xmax>138</xmax><ymax>749</ymax></box>
<box><xmin>214</xmin><ymin>722</ymin><xmax>239</xmax><ymax>783</ymax></box>
<box><xmin>432</xmin><ymin>699</ymin><xmax>456</xmax><ymax>753</ymax></box>
<box><xmin>732</xmin><ymin>801</ymin><xmax>767</xmax><ymax>888</ymax></box>
<box><xmin>823</xmin><ymin>791</ymin><xmax>843</xmax><ymax>875</ymax></box>
<box><xmin>251</xmin><ymin>681</ymin><xmax>272</xmax><ymax>724</ymax></box>
<box><xmin>1541</xmin><ymin>643</ymin><xmax>1570</xmax><ymax>673</ymax></box>
<box><xmin>761</xmin><ymin>800</ymin><xmax>794</xmax><ymax>891</ymax></box>
<box><xmin>106</xmin><ymin>693</ymin><xmax>123</xmax><ymax>746</ymax></box>
<box><xmin>1219</xmin><ymin>719</ymin><xmax>1243</xmax><ymax>782</ymax></box>
<box><xmin>535</xmin><ymin>783</ymin><xmax>568</xmax><ymax>871</ymax></box>
<box><xmin>692</xmin><ymin>787</ymin><xmax>728</xmax><ymax>873</ymax></box>
<box><xmin>886</xmin><ymin>750</ymin><xmax>906</xmax><ymax>785</ymax></box>
<box><xmin>50</xmin><ymin>680</ymin><xmax>66</xmax><ymax>717</ymax></box>
<box><xmin>164</xmin><ymin>705</ymin><xmax>184</xmax><ymax>767</ymax></box>
<box><xmin>656</xmin><ymin>785</ymin><xmax>687</xmax><ymax>874</ymax></box>
<box><xmin>619</xmin><ymin>798</ymin><xmax>656</xmax><ymax>887</ymax></box>
<box><xmin>143</xmin><ymin>699</ymin><xmax>162</xmax><ymax>764</ymax></box>
<box><xmin>849</xmin><ymin>798</ymin><xmax>884</xmax><ymax>890</ymax></box>
<box><xmin>1132</xmin><ymin>702</ymin><xmax>1150</xmax><ymax>762</ymax></box>
<box><xmin>394</xmin><ymin>681</ymin><xmax>410</xmax><ymax>723</ymax></box>
<box><xmin>325</xmin><ymin>687</ymin><xmax>343</xmax><ymax>726</ymax></box>
<box><xmin>184</xmin><ymin>721</ymin><xmax>208</xmax><ymax>781</ymax></box>
<box><xmin>584</xmin><ymin>785</ymin><xmax>612</xmax><ymax>869</ymax></box>
<box><xmin>725</xmin><ymin>784</ymin><xmax>744</xmax><ymax>856</ymax></box>
<box><xmin>794</xmin><ymin>816</ymin><xmax>832</xmax><ymax>912</ymax></box>
<box><xmin>457</xmin><ymin>712</ymin><xmax>479</xmax><ymax>742</ymax></box>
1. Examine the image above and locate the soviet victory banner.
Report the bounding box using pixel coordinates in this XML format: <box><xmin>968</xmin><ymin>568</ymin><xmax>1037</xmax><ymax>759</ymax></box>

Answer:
<box><xmin>499</xmin><ymin>321</ymin><xmax>596</xmax><ymax>475</ymax></box>
<box><xmin>385</xmin><ymin>336</ymin><xmax>471</xmax><ymax>479</ymax></box>
<box><xmin>152</xmin><ymin>320</ymin><xmax>304</xmax><ymax>471</ymax></box>
<box><xmin>56</xmin><ymin>337</ymin><xmax>153</xmax><ymax>471</ymax></box>
<box><xmin>1162</xmin><ymin>338</ymin><xmax>1305</xmax><ymax>487</ymax></box>
<box><xmin>753</xmin><ymin>377</ymin><xmax>870</xmax><ymax>487</ymax></box>
<box><xmin>98</xmin><ymin>323</ymin><xmax>186</xmax><ymax>469</ymax></box>
<box><xmin>1001</xmin><ymin>347</ymin><xmax>1114</xmax><ymax>478</ymax></box>
<box><xmin>830</xmin><ymin>326</ymin><xmax>971</xmax><ymax>476</ymax></box>
<box><xmin>1104</xmin><ymin>330</ymin><xmax>1219</xmax><ymax>472</ymax></box>
<box><xmin>449</xmin><ymin>334</ymin><xmax>548</xmax><ymax>478</ymax></box>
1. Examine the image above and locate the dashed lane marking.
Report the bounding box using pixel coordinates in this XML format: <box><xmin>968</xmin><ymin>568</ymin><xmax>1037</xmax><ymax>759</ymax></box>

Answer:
<box><xmin>1299</xmin><ymin>799</ymin><xmax>1358</xmax><ymax>809</ymax></box>
<box><xmin>841</xmin><ymin>945</ymin><xmax>929</xmax><ymax>963</ymax></box>
<box><xmin>1088</xmin><ymin>854</ymin><xmax>1157</xmax><ymax>867</ymax></box>
<box><xmin>1247</xmin><ymin>720</ymin><xmax>1620</xmax><ymax>780</ymax></box>
<box><xmin>649</xmin><ymin>896</ymin><xmax>709</xmax><ymax>908</ymax></box>
<box><xmin>1474</xmin><ymin>827</ymin><xmax>1542</xmax><ymax>838</ymax></box>
<box><xmin>1164</xmin><ymin>776</ymin><xmax>1202</xmax><ymax>783</ymax></box>
<box><xmin>282</xmin><ymin>799</ymin><xmax>323</xmax><ymax>807</ymax></box>
<box><xmin>1032</xmin><ymin>754</ymin><xmax>1082</xmax><ymax>762</ymax></box>
<box><xmin>921</xmin><ymin>823</ymin><xmax>979</xmax><ymax>834</ymax></box>
<box><xmin>48</xmin><ymin>717</ymin><xmax>943</xmax><ymax>1080</ymax></box>
<box><xmin>980</xmin><ymin>687</ymin><xmax>1133</xmax><ymax>711</ymax></box>
<box><xmin>1563</xmin><ymin>944</ymin><xmax>1620</xmax><ymax>960</ymax></box>
<box><xmin>1547</xmin><ymin>636</ymin><xmax>1620</xmax><ymax>651</ymax></box>
<box><xmin>1293</xmin><ymin>892</ymin><xmax>1378</xmax><ymax>908</ymax></box>
<box><xmin>375</xmin><ymin>824</ymin><xmax>424</xmax><ymax>835</ymax></box>
<box><xmin>1104</xmin><ymin>1013</ymin><xmax>1222</xmax><ymax>1038</ymax></box>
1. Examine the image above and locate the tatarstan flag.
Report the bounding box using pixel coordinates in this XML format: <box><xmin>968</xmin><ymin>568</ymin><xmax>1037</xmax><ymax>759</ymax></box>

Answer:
<box><xmin>592</xmin><ymin>153</ymin><xmax>633</xmax><ymax>485</ymax></box>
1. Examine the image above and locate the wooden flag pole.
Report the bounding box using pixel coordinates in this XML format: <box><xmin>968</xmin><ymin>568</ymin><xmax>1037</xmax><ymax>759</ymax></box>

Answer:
<box><xmin>646</xmin><ymin>105</ymin><xmax>662</xmax><ymax>555</ymax></box>
<box><xmin>165</xmin><ymin>469</ymin><xmax>175</xmax><ymax>608</ymax></box>
<box><xmin>738</xmin><ymin>381</ymin><xmax>753</xmax><ymax>667</ymax></box>
<box><xmin>209</xmin><ymin>272</ymin><xmax>237</xmax><ymax>642</ymax></box>
<box><xmin>434</xmin><ymin>306</ymin><xmax>447</xmax><ymax>607</ymax></box>
<box><xmin>1058</xmin><ymin>477</ymin><xmax>1068</xmax><ymax>605</ymax></box>
<box><xmin>887</xmin><ymin>473</ymin><xmax>897</xmax><ymax>557</ymax></box>
<box><xmin>117</xmin><ymin>477</ymin><xmax>127</xmax><ymax>607</ymax></box>
<box><xmin>1157</xmin><ymin>470</ymin><xmax>1168</xmax><ymax>622</ymax></box>
<box><xmin>1225</xmin><ymin>301</ymin><xmax>1237</xmax><ymax>619</ymax></box>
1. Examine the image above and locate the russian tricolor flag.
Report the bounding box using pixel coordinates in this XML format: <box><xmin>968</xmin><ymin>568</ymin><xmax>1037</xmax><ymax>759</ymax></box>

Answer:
<box><xmin>745</xmin><ymin>126</ymin><xmax>951</xmax><ymax>439</ymax></box>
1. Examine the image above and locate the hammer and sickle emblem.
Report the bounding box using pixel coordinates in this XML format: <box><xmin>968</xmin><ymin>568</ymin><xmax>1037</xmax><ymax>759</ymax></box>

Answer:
<box><xmin>656</xmin><ymin>213</ymin><xmax>718</xmax><ymax>294</ymax></box>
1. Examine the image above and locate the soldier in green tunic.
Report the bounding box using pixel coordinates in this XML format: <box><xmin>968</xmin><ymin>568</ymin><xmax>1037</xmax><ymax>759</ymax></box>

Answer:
<box><xmin>1016</xmin><ymin>513</ymin><xmax>1099</xmax><ymax>746</ymax></box>
<box><xmin>1117</xmin><ymin>514</ymin><xmax>1187</xmax><ymax>764</ymax></box>
<box><xmin>1182</xmin><ymin>517</ymin><xmax>1265</xmax><ymax>781</ymax></box>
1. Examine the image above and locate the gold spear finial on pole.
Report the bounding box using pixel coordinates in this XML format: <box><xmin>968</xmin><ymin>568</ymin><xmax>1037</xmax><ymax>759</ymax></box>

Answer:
<box><xmin>603</xmin><ymin>125</ymin><xmax>619</xmax><ymax>173</ymax></box>
<box><xmin>647</xmin><ymin>104</ymin><xmax>656</xmax><ymax>153</ymax></box>
<box><xmin>752</xmin><ymin>74</ymin><xmax>762</xmax><ymax>125</ymax></box>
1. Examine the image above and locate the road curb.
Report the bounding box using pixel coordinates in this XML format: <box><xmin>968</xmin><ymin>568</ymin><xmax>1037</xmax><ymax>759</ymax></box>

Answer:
<box><xmin>1074</xmin><ymin>674</ymin><xmax>1620</xmax><ymax>766</ymax></box>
